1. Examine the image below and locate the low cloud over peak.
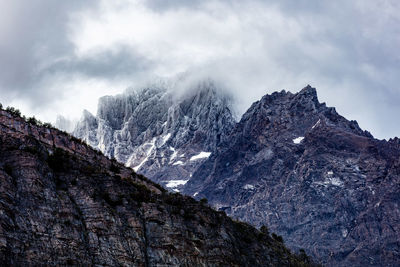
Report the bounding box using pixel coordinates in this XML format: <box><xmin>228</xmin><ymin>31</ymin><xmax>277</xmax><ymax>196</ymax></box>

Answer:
<box><xmin>0</xmin><ymin>0</ymin><xmax>399</xmax><ymax>139</ymax></box>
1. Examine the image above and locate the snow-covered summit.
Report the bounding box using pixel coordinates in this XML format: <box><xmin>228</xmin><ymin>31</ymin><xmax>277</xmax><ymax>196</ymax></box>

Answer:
<box><xmin>73</xmin><ymin>78</ymin><xmax>235</xmax><ymax>189</ymax></box>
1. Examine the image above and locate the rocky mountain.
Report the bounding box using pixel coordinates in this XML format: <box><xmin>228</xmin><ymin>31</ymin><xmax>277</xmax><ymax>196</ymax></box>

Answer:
<box><xmin>73</xmin><ymin>79</ymin><xmax>236</xmax><ymax>192</ymax></box>
<box><xmin>72</xmin><ymin>81</ymin><xmax>400</xmax><ymax>266</ymax></box>
<box><xmin>184</xmin><ymin>86</ymin><xmax>400</xmax><ymax>266</ymax></box>
<box><xmin>0</xmin><ymin>107</ymin><xmax>313</xmax><ymax>266</ymax></box>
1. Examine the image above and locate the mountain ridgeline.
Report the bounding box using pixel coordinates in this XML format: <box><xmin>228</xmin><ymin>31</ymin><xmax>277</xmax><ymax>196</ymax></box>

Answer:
<box><xmin>74</xmin><ymin>81</ymin><xmax>400</xmax><ymax>266</ymax></box>
<box><xmin>0</xmin><ymin>107</ymin><xmax>313</xmax><ymax>266</ymax></box>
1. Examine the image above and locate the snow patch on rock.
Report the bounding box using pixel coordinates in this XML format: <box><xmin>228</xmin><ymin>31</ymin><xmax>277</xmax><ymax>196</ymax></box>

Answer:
<box><xmin>132</xmin><ymin>138</ymin><xmax>156</xmax><ymax>172</ymax></box>
<box><xmin>315</xmin><ymin>177</ymin><xmax>344</xmax><ymax>187</ymax></box>
<box><xmin>190</xmin><ymin>152</ymin><xmax>211</xmax><ymax>161</ymax></box>
<box><xmin>312</xmin><ymin>119</ymin><xmax>321</xmax><ymax>129</ymax></box>
<box><xmin>243</xmin><ymin>184</ymin><xmax>255</xmax><ymax>190</ymax></box>
<box><xmin>293</xmin><ymin>137</ymin><xmax>304</xmax><ymax>144</ymax></box>
<box><xmin>342</xmin><ymin>229</ymin><xmax>348</xmax><ymax>238</ymax></box>
<box><xmin>169</xmin><ymin>147</ymin><xmax>178</xmax><ymax>163</ymax></box>
<box><xmin>166</xmin><ymin>179</ymin><xmax>189</xmax><ymax>188</ymax></box>
<box><xmin>160</xmin><ymin>133</ymin><xmax>171</xmax><ymax>146</ymax></box>
<box><xmin>173</xmin><ymin>160</ymin><xmax>184</xmax><ymax>166</ymax></box>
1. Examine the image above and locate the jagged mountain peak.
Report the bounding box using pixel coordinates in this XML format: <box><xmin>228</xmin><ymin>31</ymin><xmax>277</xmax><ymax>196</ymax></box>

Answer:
<box><xmin>182</xmin><ymin>85</ymin><xmax>399</xmax><ymax>266</ymax></box>
<box><xmin>242</xmin><ymin>85</ymin><xmax>371</xmax><ymax>141</ymax></box>
<box><xmin>73</xmin><ymin>78</ymin><xmax>236</xmax><ymax>190</ymax></box>
<box><xmin>82</xmin><ymin>109</ymin><xmax>95</xmax><ymax>119</ymax></box>
<box><xmin>298</xmin><ymin>84</ymin><xmax>317</xmax><ymax>96</ymax></box>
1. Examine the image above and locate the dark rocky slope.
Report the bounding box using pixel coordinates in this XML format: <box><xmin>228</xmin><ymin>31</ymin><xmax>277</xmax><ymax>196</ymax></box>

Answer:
<box><xmin>184</xmin><ymin>86</ymin><xmax>400</xmax><ymax>266</ymax></box>
<box><xmin>0</xmin><ymin>108</ymin><xmax>312</xmax><ymax>266</ymax></box>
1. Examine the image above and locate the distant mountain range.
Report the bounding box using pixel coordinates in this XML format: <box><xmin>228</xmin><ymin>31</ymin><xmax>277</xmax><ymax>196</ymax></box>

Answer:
<box><xmin>73</xmin><ymin>80</ymin><xmax>400</xmax><ymax>266</ymax></box>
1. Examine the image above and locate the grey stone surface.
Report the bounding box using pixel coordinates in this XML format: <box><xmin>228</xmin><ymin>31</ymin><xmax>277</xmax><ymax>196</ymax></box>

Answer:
<box><xmin>0</xmin><ymin>108</ymin><xmax>311</xmax><ymax>266</ymax></box>
<box><xmin>184</xmin><ymin>86</ymin><xmax>400</xmax><ymax>266</ymax></box>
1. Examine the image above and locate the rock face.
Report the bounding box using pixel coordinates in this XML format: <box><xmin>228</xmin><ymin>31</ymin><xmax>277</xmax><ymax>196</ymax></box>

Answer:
<box><xmin>72</xmin><ymin>81</ymin><xmax>400</xmax><ymax>266</ymax></box>
<box><xmin>184</xmin><ymin>86</ymin><xmax>400</xmax><ymax>266</ymax></box>
<box><xmin>0</xmin><ymin>108</ymin><xmax>312</xmax><ymax>266</ymax></box>
<box><xmin>73</xmin><ymin>80</ymin><xmax>235</xmax><ymax>192</ymax></box>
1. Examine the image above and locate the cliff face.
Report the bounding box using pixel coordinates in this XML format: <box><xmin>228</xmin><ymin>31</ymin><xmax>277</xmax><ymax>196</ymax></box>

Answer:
<box><xmin>184</xmin><ymin>86</ymin><xmax>400</xmax><ymax>266</ymax></box>
<box><xmin>0</xmin><ymin>109</ymin><xmax>310</xmax><ymax>266</ymax></box>
<box><xmin>73</xmin><ymin>80</ymin><xmax>236</xmax><ymax>192</ymax></box>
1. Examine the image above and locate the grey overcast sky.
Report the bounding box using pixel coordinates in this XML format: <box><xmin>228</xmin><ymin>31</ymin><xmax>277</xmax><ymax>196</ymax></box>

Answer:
<box><xmin>0</xmin><ymin>0</ymin><xmax>399</xmax><ymax>139</ymax></box>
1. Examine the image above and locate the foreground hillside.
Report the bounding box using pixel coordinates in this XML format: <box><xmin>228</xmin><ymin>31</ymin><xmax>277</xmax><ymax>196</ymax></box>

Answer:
<box><xmin>0</xmin><ymin>108</ymin><xmax>313</xmax><ymax>266</ymax></box>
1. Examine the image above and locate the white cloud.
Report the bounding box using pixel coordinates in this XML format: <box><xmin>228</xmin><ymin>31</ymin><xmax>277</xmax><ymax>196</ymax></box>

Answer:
<box><xmin>0</xmin><ymin>0</ymin><xmax>400</xmax><ymax>139</ymax></box>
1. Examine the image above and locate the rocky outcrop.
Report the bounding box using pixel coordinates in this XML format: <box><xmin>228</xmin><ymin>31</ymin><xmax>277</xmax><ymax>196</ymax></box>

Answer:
<box><xmin>0</xmin><ymin>108</ymin><xmax>314</xmax><ymax>266</ymax></box>
<box><xmin>73</xmin><ymin>80</ymin><xmax>235</xmax><ymax>192</ymax></box>
<box><xmin>184</xmin><ymin>86</ymin><xmax>400</xmax><ymax>266</ymax></box>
